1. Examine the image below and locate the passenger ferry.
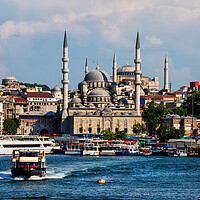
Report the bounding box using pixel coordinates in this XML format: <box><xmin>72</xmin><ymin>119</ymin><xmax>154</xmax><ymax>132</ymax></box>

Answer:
<box><xmin>0</xmin><ymin>135</ymin><xmax>60</xmax><ymax>155</ymax></box>
<box><xmin>64</xmin><ymin>143</ymin><xmax>83</xmax><ymax>155</ymax></box>
<box><xmin>100</xmin><ymin>146</ymin><xmax>120</xmax><ymax>156</ymax></box>
<box><xmin>11</xmin><ymin>149</ymin><xmax>46</xmax><ymax>178</ymax></box>
<box><xmin>82</xmin><ymin>145</ymin><xmax>100</xmax><ymax>156</ymax></box>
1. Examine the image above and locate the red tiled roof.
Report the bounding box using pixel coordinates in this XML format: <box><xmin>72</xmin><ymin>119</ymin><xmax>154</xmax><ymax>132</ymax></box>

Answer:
<box><xmin>145</xmin><ymin>95</ymin><xmax>175</xmax><ymax>100</ymax></box>
<box><xmin>15</xmin><ymin>97</ymin><xmax>27</xmax><ymax>102</ymax></box>
<box><xmin>171</xmin><ymin>91</ymin><xmax>182</xmax><ymax>94</ymax></box>
<box><xmin>26</xmin><ymin>92</ymin><xmax>53</xmax><ymax>98</ymax></box>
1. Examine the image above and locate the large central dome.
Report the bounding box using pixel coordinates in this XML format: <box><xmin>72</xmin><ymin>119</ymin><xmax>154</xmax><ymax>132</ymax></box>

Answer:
<box><xmin>85</xmin><ymin>69</ymin><xmax>112</xmax><ymax>82</ymax></box>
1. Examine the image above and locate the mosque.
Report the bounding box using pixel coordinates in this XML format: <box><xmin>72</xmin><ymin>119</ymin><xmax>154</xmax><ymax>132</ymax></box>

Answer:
<box><xmin>60</xmin><ymin>30</ymin><xmax>143</xmax><ymax>135</ymax></box>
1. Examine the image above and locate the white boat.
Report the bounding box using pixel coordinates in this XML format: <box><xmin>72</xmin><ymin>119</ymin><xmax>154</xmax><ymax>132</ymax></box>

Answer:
<box><xmin>64</xmin><ymin>144</ymin><xmax>82</xmax><ymax>155</ymax></box>
<box><xmin>0</xmin><ymin>135</ymin><xmax>60</xmax><ymax>155</ymax></box>
<box><xmin>100</xmin><ymin>146</ymin><xmax>120</xmax><ymax>156</ymax></box>
<box><xmin>82</xmin><ymin>145</ymin><xmax>100</xmax><ymax>156</ymax></box>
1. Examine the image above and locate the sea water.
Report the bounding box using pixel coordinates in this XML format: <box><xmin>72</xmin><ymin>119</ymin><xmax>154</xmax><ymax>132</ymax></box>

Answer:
<box><xmin>0</xmin><ymin>155</ymin><xmax>200</xmax><ymax>200</ymax></box>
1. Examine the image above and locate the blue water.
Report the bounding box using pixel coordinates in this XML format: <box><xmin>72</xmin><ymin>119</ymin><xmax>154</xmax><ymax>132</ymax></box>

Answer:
<box><xmin>0</xmin><ymin>155</ymin><xmax>200</xmax><ymax>200</ymax></box>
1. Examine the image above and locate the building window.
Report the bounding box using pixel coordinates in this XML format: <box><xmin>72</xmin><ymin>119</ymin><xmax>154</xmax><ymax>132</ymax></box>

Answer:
<box><xmin>89</xmin><ymin>127</ymin><xmax>92</xmax><ymax>133</ymax></box>
<box><xmin>97</xmin><ymin>128</ymin><xmax>100</xmax><ymax>133</ymax></box>
<box><xmin>89</xmin><ymin>119</ymin><xmax>92</xmax><ymax>126</ymax></box>
<box><xmin>79</xmin><ymin>127</ymin><xmax>83</xmax><ymax>133</ymax></box>
<box><xmin>124</xmin><ymin>128</ymin><xmax>127</xmax><ymax>133</ymax></box>
<box><xmin>80</xmin><ymin>119</ymin><xmax>83</xmax><ymax>125</ymax></box>
<box><xmin>97</xmin><ymin>119</ymin><xmax>100</xmax><ymax>125</ymax></box>
<box><xmin>125</xmin><ymin>119</ymin><xmax>127</xmax><ymax>125</ymax></box>
<box><xmin>115</xmin><ymin>128</ymin><xmax>118</xmax><ymax>132</ymax></box>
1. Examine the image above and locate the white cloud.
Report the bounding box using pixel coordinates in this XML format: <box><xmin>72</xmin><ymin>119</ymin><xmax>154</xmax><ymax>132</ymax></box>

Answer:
<box><xmin>145</xmin><ymin>35</ymin><xmax>163</xmax><ymax>46</ymax></box>
<box><xmin>0</xmin><ymin>20</ymin><xmax>50</xmax><ymax>40</ymax></box>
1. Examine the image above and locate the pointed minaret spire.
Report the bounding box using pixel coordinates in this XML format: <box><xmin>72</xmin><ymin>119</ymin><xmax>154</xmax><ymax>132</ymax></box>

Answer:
<box><xmin>63</xmin><ymin>29</ymin><xmax>68</xmax><ymax>48</ymax></box>
<box><xmin>61</xmin><ymin>29</ymin><xmax>69</xmax><ymax>132</ymax></box>
<box><xmin>164</xmin><ymin>54</ymin><xmax>169</xmax><ymax>92</ymax></box>
<box><xmin>136</xmin><ymin>28</ymin><xmax>140</xmax><ymax>49</ymax></box>
<box><xmin>85</xmin><ymin>57</ymin><xmax>88</xmax><ymax>76</ymax></box>
<box><xmin>134</xmin><ymin>29</ymin><xmax>142</xmax><ymax>116</ymax></box>
<box><xmin>113</xmin><ymin>53</ymin><xmax>117</xmax><ymax>82</ymax></box>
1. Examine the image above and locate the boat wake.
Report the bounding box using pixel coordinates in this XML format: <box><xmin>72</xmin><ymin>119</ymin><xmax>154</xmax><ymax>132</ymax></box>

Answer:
<box><xmin>0</xmin><ymin>170</ymin><xmax>66</xmax><ymax>181</ymax></box>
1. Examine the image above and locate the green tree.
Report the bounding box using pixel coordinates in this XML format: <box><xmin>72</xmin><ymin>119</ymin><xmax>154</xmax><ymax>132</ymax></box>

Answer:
<box><xmin>19</xmin><ymin>82</ymin><xmax>51</xmax><ymax>91</ymax></box>
<box><xmin>182</xmin><ymin>91</ymin><xmax>200</xmax><ymax>118</ymax></box>
<box><xmin>158</xmin><ymin>124</ymin><xmax>185</xmax><ymax>142</ymax></box>
<box><xmin>3</xmin><ymin>118</ymin><xmax>19</xmax><ymax>134</ymax></box>
<box><xmin>101</xmin><ymin>130</ymin><xmax>127</xmax><ymax>139</ymax></box>
<box><xmin>142</xmin><ymin>102</ymin><xmax>164</xmax><ymax>135</ymax></box>
<box><xmin>165</xmin><ymin>106</ymin><xmax>187</xmax><ymax>116</ymax></box>
<box><xmin>158</xmin><ymin>89</ymin><xmax>168</xmax><ymax>95</ymax></box>
<box><xmin>118</xmin><ymin>81</ymin><xmax>128</xmax><ymax>86</ymax></box>
<box><xmin>133</xmin><ymin>123</ymin><xmax>147</xmax><ymax>135</ymax></box>
<box><xmin>102</xmin><ymin>130</ymin><xmax>115</xmax><ymax>139</ymax></box>
<box><xmin>143</xmin><ymin>88</ymin><xmax>149</xmax><ymax>95</ymax></box>
<box><xmin>115</xmin><ymin>131</ymin><xmax>126</xmax><ymax>139</ymax></box>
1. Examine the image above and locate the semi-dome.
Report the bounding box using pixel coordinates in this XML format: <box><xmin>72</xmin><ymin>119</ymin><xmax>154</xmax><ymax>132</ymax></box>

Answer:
<box><xmin>71</xmin><ymin>97</ymin><xmax>82</xmax><ymax>104</ymax></box>
<box><xmin>101</xmin><ymin>107</ymin><xmax>112</xmax><ymax>114</ymax></box>
<box><xmin>53</xmin><ymin>85</ymin><xmax>61</xmax><ymax>91</ymax></box>
<box><xmin>89</xmin><ymin>89</ymin><xmax>110</xmax><ymax>97</ymax></box>
<box><xmin>85</xmin><ymin>69</ymin><xmax>112</xmax><ymax>82</ymax></box>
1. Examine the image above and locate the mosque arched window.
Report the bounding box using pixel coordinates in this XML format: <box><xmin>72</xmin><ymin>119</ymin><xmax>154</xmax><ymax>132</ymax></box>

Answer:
<box><xmin>124</xmin><ymin>119</ymin><xmax>127</xmax><ymax>125</ymax></box>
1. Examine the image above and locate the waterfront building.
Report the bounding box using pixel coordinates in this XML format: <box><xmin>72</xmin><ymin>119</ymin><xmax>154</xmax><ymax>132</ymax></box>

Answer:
<box><xmin>19</xmin><ymin>111</ymin><xmax>58</xmax><ymax>135</ymax></box>
<box><xmin>61</xmin><ymin>29</ymin><xmax>143</xmax><ymax>134</ymax></box>
<box><xmin>162</xmin><ymin>114</ymin><xmax>197</xmax><ymax>136</ymax></box>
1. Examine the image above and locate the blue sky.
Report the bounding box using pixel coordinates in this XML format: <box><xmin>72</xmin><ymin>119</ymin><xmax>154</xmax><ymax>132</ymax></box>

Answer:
<box><xmin>0</xmin><ymin>0</ymin><xmax>200</xmax><ymax>91</ymax></box>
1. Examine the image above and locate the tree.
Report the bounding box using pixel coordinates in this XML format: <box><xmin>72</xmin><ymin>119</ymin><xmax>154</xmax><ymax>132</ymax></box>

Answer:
<box><xmin>115</xmin><ymin>131</ymin><xmax>126</xmax><ymax>139</ymax></box>
<box><xmin>142</xmin><ymin>102</ymin><xmax>164</xmax><ymax>135</ymax></box>
<box><xmin>118</xmin><ymin>81</ymin><xmax>128</xmax><ymax>86</ymax></box>
<box><xmin>3</xmin><ymin>118</ymin><xmax>20</xmax><ymax>134</ymax></box>
<box><xmin>19</xmin><ymin>82</ymin><xmax>51</xmax><ymax>91</ymax></box>
<box><xmin>133</xmin><ymin>123</ymin><xmax>147</xmax><ymax>135</ymax></box>
<box><xmin>143</xmin><ymin>88</ymin><xmax>149</xmax><ymax>95</ymax></box>
<box><xmin>165</xmin><ymin>106</ymin><xmax>187</xmax><ymax>116</ymax></box>
<box><xmin>158</xmin><ymin>89</ymin><xmax>168</xmax><ymax>95</ymax></box>
<box><xmin>159</xmin><ymin>126</ymin><xmax>185</xmax><ymax>142</ymax></box>
<box><xmin>101</xmin><ymin>130</ymin><xmax>127</xmax><ymax>139</ymax></box>
<box><xmin>182</xmin><ymin>91</ymin><xmax>200</xmax><ymax>118</ymax></box>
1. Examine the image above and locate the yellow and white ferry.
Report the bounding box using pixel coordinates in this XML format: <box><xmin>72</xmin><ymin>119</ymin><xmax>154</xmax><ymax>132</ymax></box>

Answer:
<box><xmin>11</xmin><ymin>149</ymin><xmax>46</xmax><ymax>178</ymax></box>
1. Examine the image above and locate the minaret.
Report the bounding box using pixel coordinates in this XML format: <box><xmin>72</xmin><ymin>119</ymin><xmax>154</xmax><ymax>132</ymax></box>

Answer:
<box><xmin>85</xmin><ymin>57</ymin><xmax>88</xmax><ymax>76</ymax></box>
<box><xmin>61</xmin><ymin>29</ymin><xmax>69</xmax><ymax>132</ymax></box>
<box><xmin>164</xmin><ymin>54</ymin><xmax>169</xmax><ymax>92</ymax></box>
<box><xmin>134</xmin><ymin>29</ymin><xmax>142</xmax><ymax>116</ymax></box>
<box><xmin>113</xmin><ymin>53</ymin><xmax>117</xmax><ymax>82</ymax></box>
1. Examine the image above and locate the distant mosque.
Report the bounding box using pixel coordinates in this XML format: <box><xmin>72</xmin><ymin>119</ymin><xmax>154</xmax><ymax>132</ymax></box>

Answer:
<box><xmin>60</xmin><ymin>29</ymin><xmax>143</xmax><ymax>134</ymax></box>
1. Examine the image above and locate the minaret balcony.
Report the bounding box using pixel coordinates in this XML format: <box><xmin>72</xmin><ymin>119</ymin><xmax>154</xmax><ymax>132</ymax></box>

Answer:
<box><xmin>134</xmin><ymin>59</ymin><xmax>141</xmax><ymax>64</ymax></box>
<box><xmin>62</xmin><ymin>80</ymin><xmax>69</xmax><ymax>84</ymax></box>
<box><xmin>134</xmin><ymin>80</ymin><xmax>141</xmax><ymax>85</ymax></box>
<box><xmin>62</xmin><ymin>58</ymin><xmax>69</xmax><ymax>62</ymax></box>
<box><xmin>62</xmin><ymin>68</ymin><xmax>69</xmax><ymax>73</ymax></box>
<box><xmin>134</xmin><ymin>70</ymin><xmax>141</xmax><ymax>75</ymax></box>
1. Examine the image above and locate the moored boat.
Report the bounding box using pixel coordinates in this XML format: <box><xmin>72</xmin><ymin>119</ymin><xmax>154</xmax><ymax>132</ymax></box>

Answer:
<box><xmin>11</xmin><ymin>149</ymin><xmax>46</xmax><ymax>178</ymax></box>
<box><xmin>82</xmin><ymin>145</ymin><xmax>100</xmax><ymax>156</ymax></box>
<box><xmin>0</xmin><ymin>135</ymin><xmax>59</xmax><ymax>155</ymax></box>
